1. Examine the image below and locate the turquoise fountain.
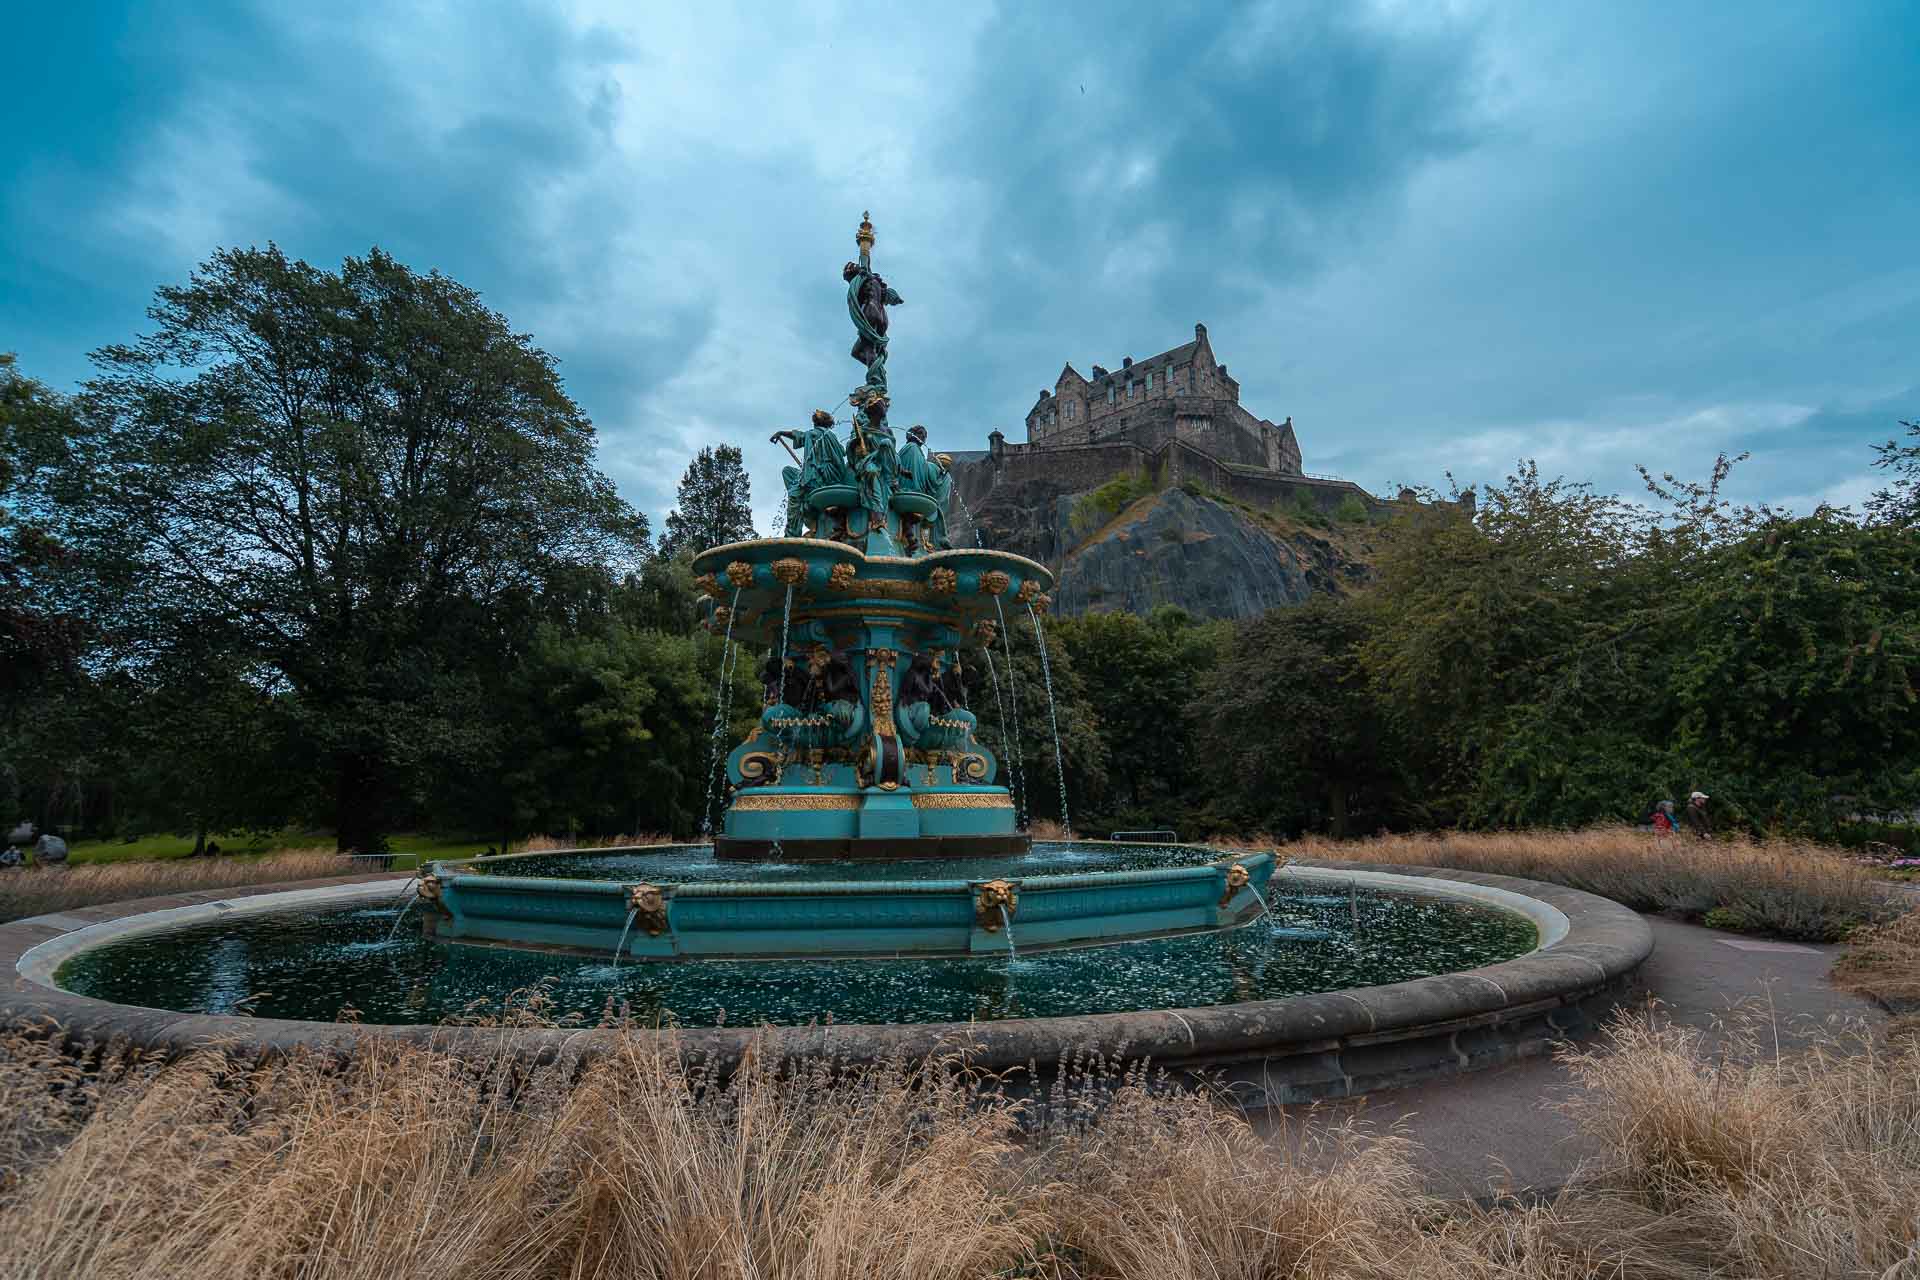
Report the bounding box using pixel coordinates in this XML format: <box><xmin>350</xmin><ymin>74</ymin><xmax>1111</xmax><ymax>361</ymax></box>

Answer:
<box><xmin>419</xmin><ymin>213</ymin><xmax>1277</xmax><ymax>961</ymax></box>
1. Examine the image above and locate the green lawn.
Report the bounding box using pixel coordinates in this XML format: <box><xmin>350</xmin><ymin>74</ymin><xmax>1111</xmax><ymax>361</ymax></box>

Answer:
<box><xmin>66</xmin><ymin>832</ymin><xmax>498</xmax><ymax>871</ymax></box>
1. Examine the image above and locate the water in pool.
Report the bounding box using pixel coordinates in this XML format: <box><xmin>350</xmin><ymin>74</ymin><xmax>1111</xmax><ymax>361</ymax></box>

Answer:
<box><xmin>56</xmin><ymin>844</ymin><xmax>1538</xmax><ymax>1027</ymax></box>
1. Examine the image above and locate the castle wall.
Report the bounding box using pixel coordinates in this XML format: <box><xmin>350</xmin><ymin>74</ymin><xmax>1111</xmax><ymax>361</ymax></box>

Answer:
<box><xmin>957</xmin><ymin>435</ymin><xmax>1384</xmax><ymax>521</ymax></box>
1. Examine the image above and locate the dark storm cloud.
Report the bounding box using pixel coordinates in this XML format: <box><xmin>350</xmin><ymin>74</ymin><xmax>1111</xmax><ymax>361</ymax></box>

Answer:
<box><xmin>3</xmin><ymin>1</ymin><xmax>1916</xmax><ymax>527</ymax></box>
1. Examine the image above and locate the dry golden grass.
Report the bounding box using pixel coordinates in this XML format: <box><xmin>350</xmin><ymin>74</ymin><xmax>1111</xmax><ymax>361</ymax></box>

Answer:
<box><xmin>1261</xmin><ymin>826</ymin><xmax>1894</xmax><ymax>942</ymax></box>
<box><xmin>3</xmin><ymin>1010</ymin><xmax>1916</xmax><ymax>1279</ymax></box>
<box><xmin>1831</xmin><ymin>904</ymin><xmax>1920</xmax><ymax>1011</ymax></box>
<box><xmin>512</xmin><ymin>832</ymin><xmax>676</xmax><ymax>853</ymax></box>
<box><xmin>0</xmin><ymin>849</ymin><xmax>356</xmax><ymax>925</ymax></box>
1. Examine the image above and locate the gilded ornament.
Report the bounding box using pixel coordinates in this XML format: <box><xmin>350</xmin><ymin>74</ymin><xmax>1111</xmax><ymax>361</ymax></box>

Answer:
<box><xmin>1032</xmin><ymin>593</ymin><xmax>1052</xmax><ymax>616</ymax></box>
<box><xmin>726</xmin><ymin>561</ymin><xmax>755</xmax><ymax>588</ymax></box>
<box><xmin>627</xmin><ymin>883</ymin><xmax>670</xmax><ymax>936</ymax></box>
<box><xmin>416</xmin><ymin>874</ymin><xmax>442</xmax><ymax>903</ymax></box>
<box><xmin>828</xmin><ymin>561</ymin><xmax>857</xmax><ymax>591</ymax></box>
<box><xmin>980</xmin><ymin>570</ymin><xmax>1011</xmax><ymax>596</ymax></box>
<box><xmin>709</xmin><ymin>605</ymin><xmax>732</xmax><ymax>629</ymax></box>
<box><xmin>911</xmin><ymin>790</ymin><xmax>1008</xmax><ymax>808</ymax></box>
<box><xmin>730</xmin><ymin>793</ymin><xmax>859</xmax><ymax>810</ymax></box>
<box><xmin>952</xmin><ymin>754</ymin><xmax>991</xmax><ymax>786</ymax></box>
<box><xmin>868</xmin><ymin>650</ymin><xmax>898</xmax><ymax>738</ymax></box>
<box><xmin>737</xmin><ymin>752</ymin><xmax>781</xmax><ymax>786</ymax></box>
<box><xmin>1016</xmin><ymin>579</ymin><xmax>1041</xmax><ymax>604</ymax></box>
<box><xmin>928</xmin><ymin>567</ymin><xmax>958</xmax><ymax>594</ymax></box>
<box><xmin>771</xmin><ymin>557</ymin><xmax>807</xmax><ymax>586</ymax></box>
<box><xmin>694</xmin><ymin>573</ymin><xmax>725</xmax><ymax>599</ymax></box>
<box><xmin>974</xmin><ymin>879</ymin><xmax>1018</xmax><ymax>931</ymax></box>
<box><xmin>1220</xmin><ymin>863</ymin><xmax>1250</xmax><ymax>909</ymax></box>
<box><xmin>973</xmin><ymin>619</ymin><xmax>998</xmax><ymax>646</ymax></box>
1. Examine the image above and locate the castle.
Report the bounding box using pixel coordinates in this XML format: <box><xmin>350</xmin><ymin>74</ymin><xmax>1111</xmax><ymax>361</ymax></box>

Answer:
<box><xmin>1021</xmin><ymin>323</ymin><xmax>1303</xmax><ymax>474</ymax></box>
<box><xmin>952</xmin><ymin>323</ymin><xmax>1388</xmax><ymax>532</ymax></box>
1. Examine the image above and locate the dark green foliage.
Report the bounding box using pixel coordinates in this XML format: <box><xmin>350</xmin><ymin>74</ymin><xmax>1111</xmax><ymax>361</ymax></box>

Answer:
<box><xmin>657</xmin><ymin>444</ymin><xmax>755</xmax><ymax>560</ymax></box>
<box><xmin>1048</xmin><ymin>606</ymin><xmax>1221</xmax><ymax>831</ymax></box>
<box><xmin>1067</xmin><ymin>469</ymin><xmax>1155</xmax><ymax>539</ymax></box>
<box><xmin>1334</xmin><ymin>493</ymin><xmax>1370</xmax><ymax>524</ymax></box>
<box><xmin>1868</xmin><ymin>419</ymin><xmax>1919</xmax><ymax>527</ymax></box>
<box><xmin>1194</xmin><ymin>597</ymin><xmax>1407</xmax><ymax>837</ymax></box>
<box><xmin>46</xmin><ymin>246</ymin><xmax>651</xmax><ymax>850</ymax></box>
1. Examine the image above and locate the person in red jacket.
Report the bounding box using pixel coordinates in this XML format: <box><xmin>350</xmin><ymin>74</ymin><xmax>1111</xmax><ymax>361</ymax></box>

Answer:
<box><xmin>1651</xmin><ymin>800</ymin><xmax>1678</xmax><ymax>834</ymax></box>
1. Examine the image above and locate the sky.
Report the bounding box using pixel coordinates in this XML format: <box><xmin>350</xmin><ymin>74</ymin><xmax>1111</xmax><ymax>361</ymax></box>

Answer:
<box><xmin>3</xmin><ymin>1</ymin><xmax>1916</xmax><ymax>534</ymax></box>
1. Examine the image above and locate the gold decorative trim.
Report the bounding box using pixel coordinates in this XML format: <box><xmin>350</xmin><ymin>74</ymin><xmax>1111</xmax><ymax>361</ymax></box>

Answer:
<box><xmin>1220</xmin><ymin>863</ymin><xmax>1249</xmax><ymax>908</ymax></box>
<box><xmin>928</xmin><ymin>567</ymin><xmax>958</xmax><ymax>594</ymax></box>
<box><xmin>694</xmin><ymin>573</ymin><xmax>725</xmax><ymax>599</ymax></box>
<box><xmin>726</xmin><ymin>561</ymin><xmax>755</xmax><ymax>588</ymax></box>
<box><xmin>627</xmin><ymin>883</ymin><xmax>669</xmax><ymax>936</ymax></box>
<box><xmin>975</xmin><ymin>879</ymin><xmax>1018</xmax><ymax>931</ymax></box>
<box><xmin>730</xmin><ymin>793</ymin><xmax>860</xmax><ymax>811</ymax></box>
<box><xmin>738</xmin><ymin>752</ymin><xmax>781</xmax><ymax>786</ymax></box>
<box><xmin>980</xmin><ymin>570</ymin><xmax>1010</xmax><ymax>596</ymax></box>
<box><xmin>911</xmin><ymin>792</ymin><xmax>1012</xmax><ymax>809</ymax></box>
<box><xmin>1016</xmin><ymin>579</ymin><xmax>1041</xmax><ymax>604</ymax></box>
<box><xmin>828</xmin><ymin>561</ymin><xmax>857</xmax><ymax>590</ymax></box>
<box><xmin>771</xmin><ymin>557</ymin><xmax>807</xmax><ymax>585</ymax></box>
<box><xmin>868</xmin><ymin>649</ymin><xmax>898</xmax><ymax>738</ymax></box>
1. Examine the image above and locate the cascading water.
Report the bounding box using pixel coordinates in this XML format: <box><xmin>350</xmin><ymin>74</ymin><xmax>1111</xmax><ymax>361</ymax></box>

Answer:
<box><xmin>1026</xmin><ymin>601</ymin><xmax>1072</xmax><ymax>839</ymax></box>
<box><xmin>998</xmin><ymin>905</ymin><xmax>1018</xmax><ymax>963</ymax></box>
<box><xmin>953</xmin><ymin>488</ymin><xmax>985</xmax><ymax>548</ymax></box>
<box><xmin>384</xmin><ymin>876</ymin><xmax>420</xmax><ymax>941</ymax></box>
<box><xmin>773</xmin><ymin>583</ymin><xmax>795</xmax><ymax>772</ymax></box>
<box><xmin>698</xmin><ymin>587</ymin><xmax>743</xmax><ymax>839</ymax></box>
<box><xmin>991</xmin><ymin>595</ymin><xmax>1027</xmax><ymax>829</ymax></box>
<box><xmin>980</xmin><ymin>646</ymin><xmax>1016</xmax><ymax>811</ymax></box>
<box><xmin>610</xmin><ymin>907</ymin><xmax>638</xmax><ymax>968</ymax></box>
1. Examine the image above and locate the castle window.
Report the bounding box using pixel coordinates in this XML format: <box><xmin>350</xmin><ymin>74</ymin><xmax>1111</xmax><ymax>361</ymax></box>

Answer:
<box><xmin>1107</xmin><ymin>384</ymin><xmax>1116</xmax><ymax>405</ymax></box>
<box><xmin>1146</xmin><ymin>372</ymin><xmax>1154</xmax><ymax>391</ymax></box>
<box><xmin>1166</xmin><ymin>364</ymin><xmax>1175</xmax><ymax>392</ymax></box>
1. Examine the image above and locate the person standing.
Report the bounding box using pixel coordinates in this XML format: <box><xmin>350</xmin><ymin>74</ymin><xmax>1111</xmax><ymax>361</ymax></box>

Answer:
<box><xmin>1683</xmin><ymin>792</ymin><xmax>1711</xmax><ymax>840</ymax></box>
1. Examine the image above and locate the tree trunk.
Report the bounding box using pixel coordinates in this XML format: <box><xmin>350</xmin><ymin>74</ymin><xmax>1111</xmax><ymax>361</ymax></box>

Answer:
<box><xmin>1328</xmin><ymin>781</ymin><xmax>1350</xmax><ymax>840</ymax></box>
<box><xmin>192</xmin><ymin>825</ymin><xmax>207</xmax><ymax>857</ymax></box>
<box><xmin>334</xmin><ymin>753</ymin><xmax>389</xmax><ymax>854</ymax></box>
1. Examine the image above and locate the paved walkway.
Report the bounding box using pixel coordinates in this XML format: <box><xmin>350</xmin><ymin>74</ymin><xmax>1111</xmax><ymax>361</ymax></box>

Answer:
<box><xmin>1266</xmin><ymin>914</ymin><xmax>1884</xmax><ymax>1199</ymax></box>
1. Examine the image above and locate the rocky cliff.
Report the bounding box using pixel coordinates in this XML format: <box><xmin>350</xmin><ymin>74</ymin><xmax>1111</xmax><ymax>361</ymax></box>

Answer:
<box><xmin>958</xmin><ymin>479</ymin><xmax>1376</xmax><ymax>620</ymax></box>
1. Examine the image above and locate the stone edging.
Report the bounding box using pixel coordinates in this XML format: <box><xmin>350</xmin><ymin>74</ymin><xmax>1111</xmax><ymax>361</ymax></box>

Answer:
<box><xmin>1</xmin><ymin>862</ymin><xmax>1652</xmax><ymax>1100</ymax></box>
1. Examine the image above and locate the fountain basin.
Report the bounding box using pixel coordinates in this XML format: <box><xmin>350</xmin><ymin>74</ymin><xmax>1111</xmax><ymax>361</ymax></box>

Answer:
<box><xmin>424</xmin><ymin>851</ymin><xmax>1278</xmax><ymax>959</ymax></box>
<box><xmin>5</xmin><ymin>858</ymin><xmax>1653</xmax><ymax>1103</ymax></box>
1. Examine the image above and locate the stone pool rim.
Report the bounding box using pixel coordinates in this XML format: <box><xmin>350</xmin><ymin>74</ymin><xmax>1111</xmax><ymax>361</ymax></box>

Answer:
<box><xmin>0</xmin><ymin>857</ymin><xmax>1651</xmax><ymax>1098</ymax></box>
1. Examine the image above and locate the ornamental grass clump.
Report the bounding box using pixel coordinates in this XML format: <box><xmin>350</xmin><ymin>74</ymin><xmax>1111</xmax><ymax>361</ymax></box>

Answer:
<box><xmin>1284</xmin><ymin>826</ymin><xmax>1893</xmax><ymax>941</ymax></box>
<box><xmin>1</xmin><ymin>1004</ymin><xmax>1916</xmax><ymax>1277</ymax></box>
<box><xmin>0</xmin><ymin>849</ymin><xmax>348</xmax><ymax>925</ymax></box>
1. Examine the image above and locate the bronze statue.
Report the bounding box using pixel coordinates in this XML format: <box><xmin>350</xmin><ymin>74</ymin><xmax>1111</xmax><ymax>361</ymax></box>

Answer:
<box><xmin>773</xmin><ymin>408</ymin><xmax>854</xmax><ymax>535</ymax></box>
<box><xmin>844</xmin><ymin>212</ymin><xmax>902</xmax><ymax>384</ymax></box>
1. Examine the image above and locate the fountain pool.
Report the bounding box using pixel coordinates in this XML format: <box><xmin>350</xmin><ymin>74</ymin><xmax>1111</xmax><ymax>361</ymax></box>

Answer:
<box><xmin>52</xmin><ymin>845</ymin><xmax>1538</xmax><ymax>1027</ymax></box>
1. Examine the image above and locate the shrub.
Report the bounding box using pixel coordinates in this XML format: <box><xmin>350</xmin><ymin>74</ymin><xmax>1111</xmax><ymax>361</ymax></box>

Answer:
<box><xmin>1067</xmin><ymin>470</ymin><xmax>1155</xmax><ymax>538</ymax></box>
<box><xmin>1334</xmin><ymin>493</ymin><xmax>1371</xmax><ymax>524</ymax></box>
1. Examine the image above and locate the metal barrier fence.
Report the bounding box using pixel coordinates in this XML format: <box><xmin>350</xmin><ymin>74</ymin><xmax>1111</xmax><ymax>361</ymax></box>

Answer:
<box><xmin>1108</xmin><ymin>829</ymin><xmax>1179</xmax><ymax>843</ymax></box>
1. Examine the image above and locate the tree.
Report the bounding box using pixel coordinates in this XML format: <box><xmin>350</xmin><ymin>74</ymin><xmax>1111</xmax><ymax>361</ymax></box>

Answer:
<box><xmin>1194</xmin><ymin>597</ymin><xmax>1406</xmax><ymax>837</ymax></box>
<box><xmin>63</xmin><ymin>246</ymin><xmax>650</xmax><ymax>851</ymax></box>
<box><xmin>1053</xmin><ymin>606</ymin><xmax>1220</xmax><ymax>829</ymax></box>
<box><xmin>657</xmin><ymin>444</ymin><xmax>755</xmax><ymax>560</ymax></box>
<box><xmin>1868</xmin><ymin>418</ymin><xmax>1919</xmax><ymax>527</ymax></box>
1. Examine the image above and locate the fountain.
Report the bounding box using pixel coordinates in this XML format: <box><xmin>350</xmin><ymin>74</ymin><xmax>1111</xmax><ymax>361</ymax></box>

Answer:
<box><xmin>4</xmin><ymin>213</ymin><xmax>1653</xmax><ymax>1101</ymax></box>
<box><xmin>415</xmin><ymin>213</ymin><xmax>1277</xmax><ymax>960</ymax></box>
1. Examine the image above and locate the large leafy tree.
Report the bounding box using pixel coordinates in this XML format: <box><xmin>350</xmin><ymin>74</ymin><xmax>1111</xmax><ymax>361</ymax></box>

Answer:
<box><xmin>64</xmin><ymin>246</ymin><xmax>650</xmax><ymax>851</ymax></box>
<box><xmin>657</xmin><ymin>444</ymin><xmax>755</xmax><ymax>560</ymax></box>
<box><xmin>1868</xmin><ymin>418</ymin><xmax>1919</xmax><ymax>527</ymax></box>
<box><xmin>1193</xmin><ymin>597</ymin><xmax>1406</xmax><ymax>837</ymax></box>
<box><xmin>1054</xmin><ymin>606</ymin><xmax>1219</xmax><ymax>829</ymax></box>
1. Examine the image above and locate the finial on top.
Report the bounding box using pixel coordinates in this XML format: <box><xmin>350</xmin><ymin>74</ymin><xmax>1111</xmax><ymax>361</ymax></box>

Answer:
<box><xmin>856</xmin><ymin>211</ymin><xmax>875</xmax><ymax>254</ymax></box>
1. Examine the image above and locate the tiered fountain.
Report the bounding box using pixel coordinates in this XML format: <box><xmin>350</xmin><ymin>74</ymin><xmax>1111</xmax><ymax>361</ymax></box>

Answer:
<box><xmin>15</xmin><ymin>214</ymin><xmax>1648</xmax><ymax>1098</ymax></box>
<box><xmin>419</xmin><ymin>214</ymin><xmax>1276</xmax><ymax>960</ymax></box>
